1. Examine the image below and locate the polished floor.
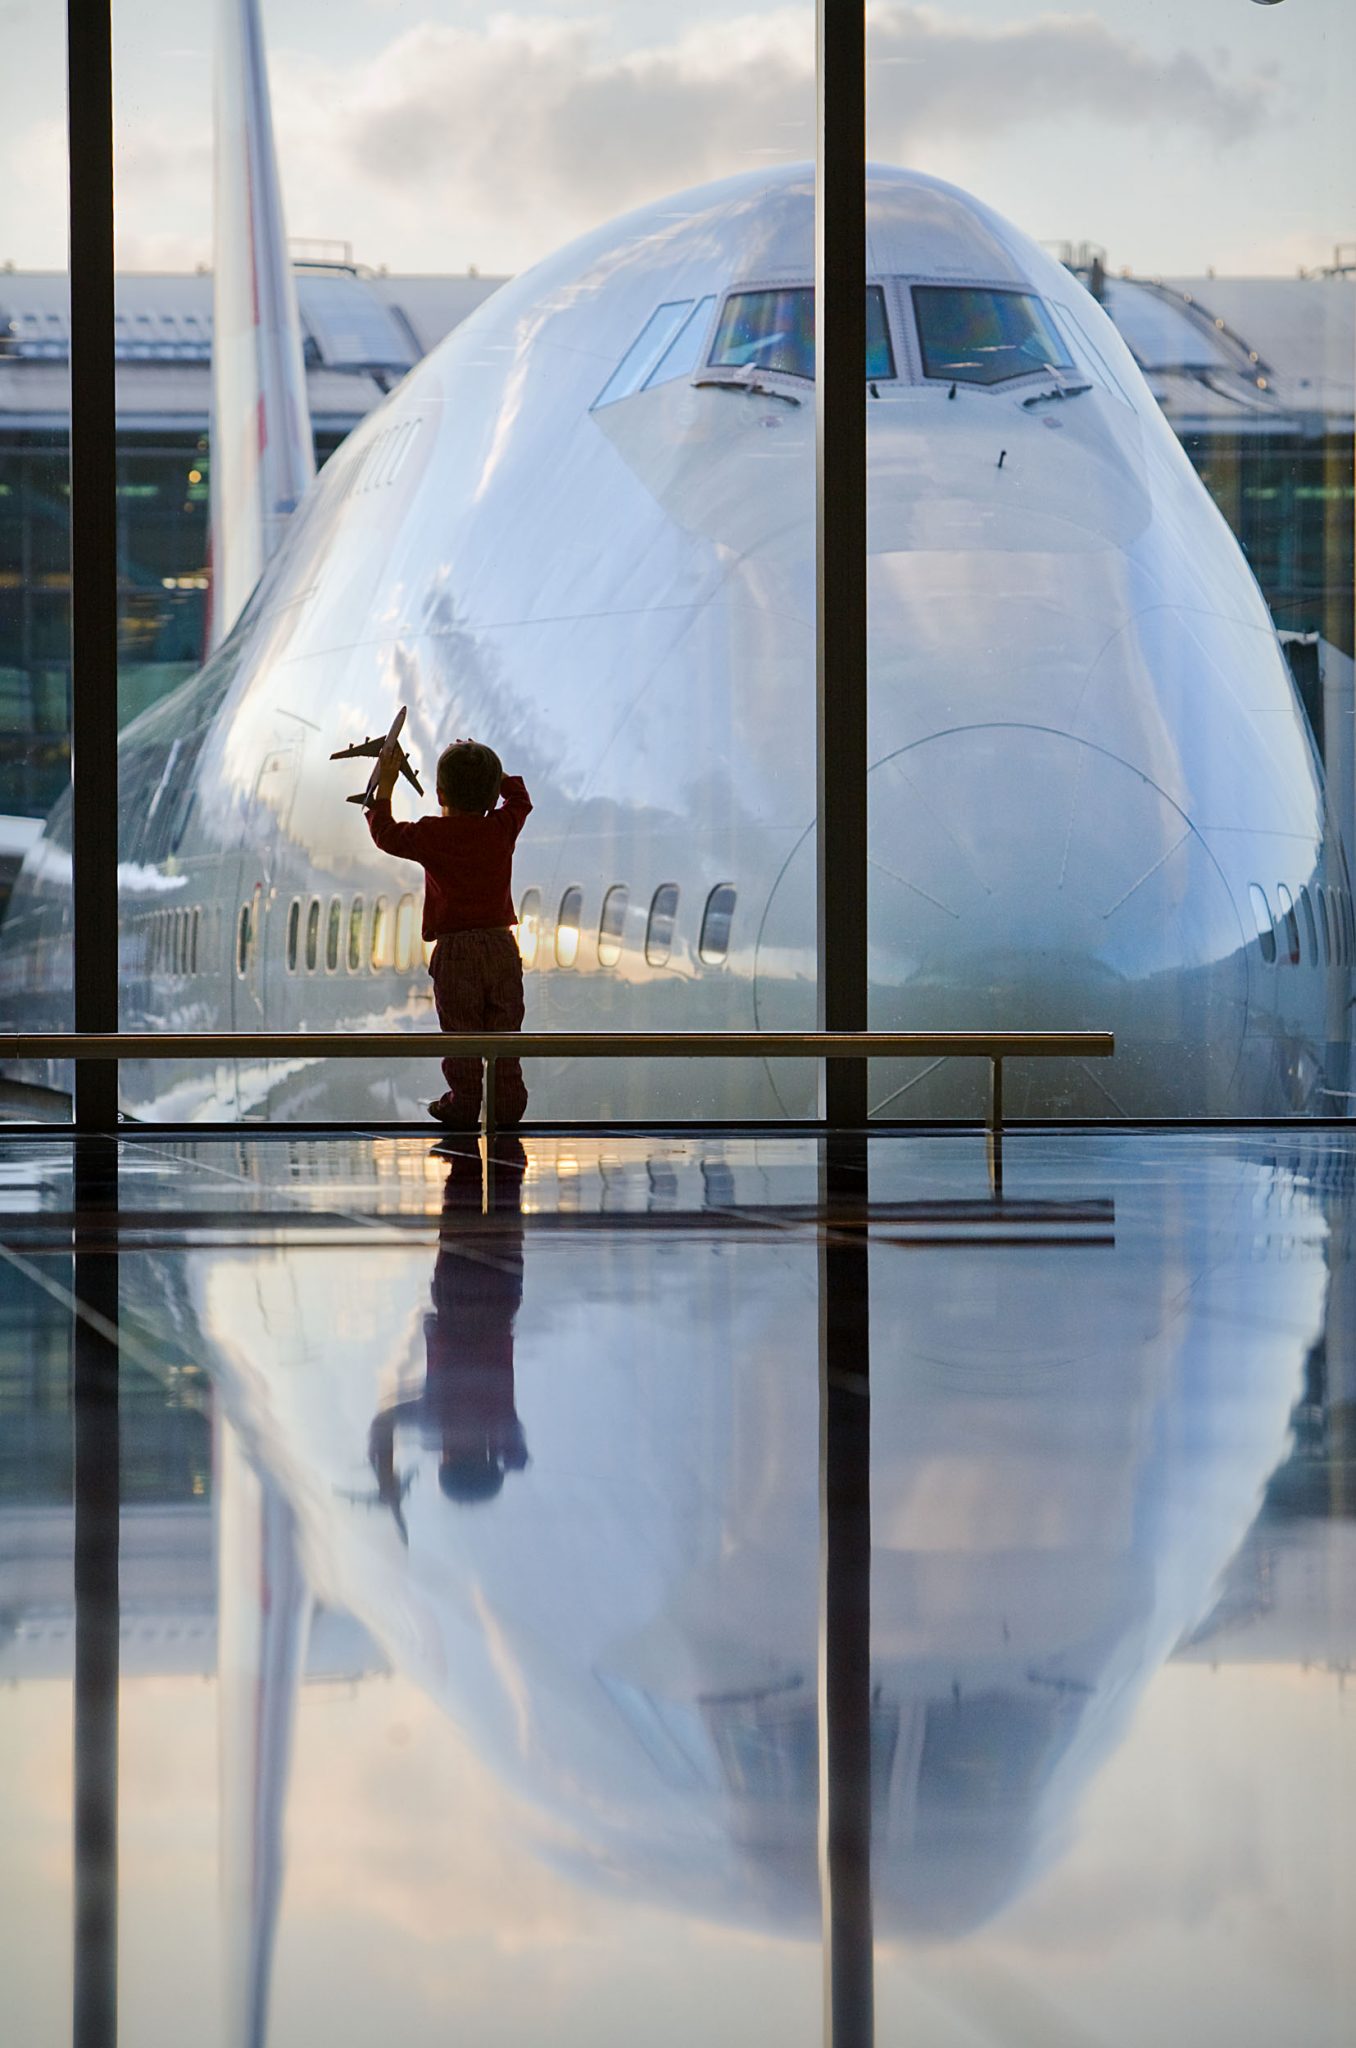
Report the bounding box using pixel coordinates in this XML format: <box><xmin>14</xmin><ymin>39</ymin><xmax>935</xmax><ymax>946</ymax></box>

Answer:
<box><xmin>0</xmin><ymin>1128</ymin><xmax>1353</xmax><ymax>2047</ymax></box>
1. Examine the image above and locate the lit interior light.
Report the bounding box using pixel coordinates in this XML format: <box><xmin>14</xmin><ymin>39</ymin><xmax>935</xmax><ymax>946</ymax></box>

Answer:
<box><xmin>188</xmin><ymin>468</ymin><xmax>202</xmax><ymax>483</ymax></box>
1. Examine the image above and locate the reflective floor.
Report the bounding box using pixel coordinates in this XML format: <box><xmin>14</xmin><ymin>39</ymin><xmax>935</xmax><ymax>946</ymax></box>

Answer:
<box><xmin>1</xmin><ymin>1129</ymin><xmax>1353</xmax><ymax>2047</ymax></box>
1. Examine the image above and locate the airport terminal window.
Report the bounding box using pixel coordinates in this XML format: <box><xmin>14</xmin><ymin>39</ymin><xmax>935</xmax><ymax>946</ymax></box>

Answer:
<box><xmin>912</xmin><ymin>286</ymin><xmax>1073</xmax><ymax>387</ymax></box>
<box><xmin>286</xmin><ymin>898</ymin><xmax>301</xmax><ymax>973</ymax></box>
<box><xmin>1249</xmin><ymin>884</ymin><xmax>1276</xmax><ymax>965</ymax></box>
<box><xmin>1300</xmin><ymin>886</ymin><xmax>1318</xmax><ymax>965</ymax></box>
<box><xmin>305</xmin><ymin>897</ymin><xmax>321</xmax><ymax>972</ymax></box>
<box><xmin>326</xmin><ymin>897</ymin><xmax>342</xmax><ymax>973</ymax></box>
<box><xmin>646</xmin><ymin>884</ymin><xmax>680</xmax><ymax>967</ymax></box>
<box><xmin>1277</xmin><ymin>884</ymin><xmax>1301</xmax><ymax>966</ymax></box>
<box><xmin>517</xmin><ymin>889</ymin><xmax>541</xmax><ymax>968</ymax></box>
<box><xmin>698</xmin><ymin>884</ymin><xmax>737</xmax><ymax>964</ymax></box>
<box><xmin>394</xmin><ymin>894</ymin><xmax>416</xmax><ymax>973</ymax></box>
<box><xmin>347</xmin><ymin>897</ymin><xmax>366</xmax><ymax>973</ymax></box>
<box><xmin>370</xmin><ymin>897</ymin><xmax>391</xmax><ymax>972</ymax></box>
<box><xmin>556</xmin><ymin>887</ymin><xmax>582</xmax><ymax>969</ymax></box>
<box><xmin>708</xmin><ymin>286</ymin><xmax>893</xmax><ymax>382</ymax></box>
<box><xmin>597</xmin><ymin>885</ymin><xmax>629</xmax><ymax>968</ymax></box>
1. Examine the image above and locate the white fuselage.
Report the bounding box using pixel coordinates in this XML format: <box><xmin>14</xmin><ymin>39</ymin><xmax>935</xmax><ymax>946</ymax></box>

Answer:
<box><xmin>1</xmin><ymin>165</ymin><xmax>1348</xmax><ymax>1119</ymax></box>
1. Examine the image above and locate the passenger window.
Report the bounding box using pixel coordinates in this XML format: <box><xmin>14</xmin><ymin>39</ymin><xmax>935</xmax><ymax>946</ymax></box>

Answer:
<box><xmin>597</xmin><ymin>885</ymin><xmax>629</xmax><ymax>968</ymax></box>
<box><xmin>1346</xmin><ymin>891</ymin><xmax>1355</xmax><ymax>963</ymax></box>
<box><xmin>394</xmin><ymin>893</ymin><xmax>416</xmax><ymax>973</ymax></box>
<box><xmin>912</xmin><ymin>286</ymin><xmax>1073</xmax><ymax>386</ymax></box>
<box><xmin>348</xmin><ymin>896</ymin><xmax>366</xmax><ymax>972</ymax></box>
<box><xmin>286</xmin><ymin>898</ymin><xmax>301</xmax><ymax>972</ymax></box>
<box><xmin>1299</xmin><ymin>886</ymin><xmax>1318</xmax><ymax>966</ymax></box>
<box><xmin>1319</xmin><ymin>887</ymin><xmax>1333</xmax><ymax>965</ymax></box>
<box><xmin>305</xmin><ymin>897</ymin><xmax>321</xmax><ymax>972</ymax></box>
<box><xmin>371</xmin><ymin>896</ymin><xmax>391</xmax><ymax>971</ymax></box>
<box><xmin>190</xmin><ymin>906</ymin><xmax>199</xmax><ymax>975</ymax></box>
<box><xmin>645</xmin><ymin>884</ymin><xmax>680</xmax><ymax>966</ymax></box>
<box><xmin>236</xmin><ymin>901</ymin><xmax>251</xmax><ymax>978</ymax></box>
<box><xmin>326</xmin><ymin>897</ymin><xmax>342</xmax><ymax>972</ymax></box>
<box><xmin>1276</xmin><ymin>884</ymin><xmax>1300</xmax><ymax>966</ymax></box>
<box><xmin>556</xmin><ymin>887</ymin><xmax>582</xmax><ymax>968</ymax></box>
<box><xmin>698</xmin><ymin>884</ymin><xmax>737</xmax><ymax>964</ymax></box>
<box><xmin>517</xmin><ymin>888</ymin><xmax>541</xmax><ymax>967</ymax></box>
<box><xmin>1249</xmin><ymin>884</ymin><xmax>1276</xmax><ymax>965</ymax></box>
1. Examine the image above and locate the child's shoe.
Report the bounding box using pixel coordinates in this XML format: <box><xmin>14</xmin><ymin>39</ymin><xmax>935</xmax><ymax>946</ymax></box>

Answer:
<box><xmin>428</xmin><ymin>1094</ymin><xmax>480</xmax><ymax>1130</ymax></box>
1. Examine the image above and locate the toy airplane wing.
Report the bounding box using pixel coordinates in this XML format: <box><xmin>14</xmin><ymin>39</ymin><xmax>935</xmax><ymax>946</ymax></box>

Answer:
<box><xmin>331</xmin><ymin>705</ymin><xmax>423</xmax><ymax>807</ymax></box>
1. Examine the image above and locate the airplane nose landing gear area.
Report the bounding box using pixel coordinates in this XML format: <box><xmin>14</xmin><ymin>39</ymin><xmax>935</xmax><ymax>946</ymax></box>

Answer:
<box><xmin>754</xmin><ymin>725</ymin><xmax>1250</xmax><ymax>1118</ymax></box>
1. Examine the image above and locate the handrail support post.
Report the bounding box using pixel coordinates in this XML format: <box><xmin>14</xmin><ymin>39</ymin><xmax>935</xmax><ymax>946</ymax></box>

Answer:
<box><xmin>989</xmin><ymin>1056</ymin><xmax>1004</xmax><ymax>1136</ymax></box>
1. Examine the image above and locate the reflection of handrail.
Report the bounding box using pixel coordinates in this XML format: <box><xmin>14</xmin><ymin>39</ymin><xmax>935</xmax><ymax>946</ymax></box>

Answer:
<box><xmin>2</xmin><ymin>1028</ymin><xmax>1113</xmax><ymax>1137</ymax></box>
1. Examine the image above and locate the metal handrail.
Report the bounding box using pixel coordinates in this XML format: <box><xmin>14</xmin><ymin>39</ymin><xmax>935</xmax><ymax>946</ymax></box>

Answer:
<box><xmin>1</xmin><ymin>1029</ymin><xmax>1113</xmax><ymax>1135</ymax></box>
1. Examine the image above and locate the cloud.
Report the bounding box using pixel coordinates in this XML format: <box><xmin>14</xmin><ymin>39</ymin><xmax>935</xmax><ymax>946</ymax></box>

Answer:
<box><xmin>267</xmin><ymin>5</ymin><xmax>1272</xmax><ymax>267</ymax></box>
<box><xmin>96</xmin><ymin>4</ymin><xmax>1275</xmax><ymax>275</ymax></box>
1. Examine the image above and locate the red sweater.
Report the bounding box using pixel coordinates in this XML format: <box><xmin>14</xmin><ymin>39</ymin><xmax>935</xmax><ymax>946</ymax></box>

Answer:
<box><xmin>366</xmin><ymin>776</ymin><xmax>532</xmax><ymax>938</ymax></box>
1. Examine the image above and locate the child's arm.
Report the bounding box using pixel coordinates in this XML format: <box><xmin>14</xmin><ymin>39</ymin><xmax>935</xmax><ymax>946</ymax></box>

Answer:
<box><xmin>495</xmin><ymin>775</ymin><xmax>533</xmax><ymax>843</ymax></box>
<box><xmin>365</xmin><ymin>751</ymin><xmax>429</xmax><ymax>859</ymax></box>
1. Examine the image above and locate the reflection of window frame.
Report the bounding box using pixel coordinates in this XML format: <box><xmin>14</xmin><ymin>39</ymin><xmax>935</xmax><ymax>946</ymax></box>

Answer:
<box><xmin>645</xmin><ymin>883</ymin><xmax>681</xmax><ymax>967</ymax></box>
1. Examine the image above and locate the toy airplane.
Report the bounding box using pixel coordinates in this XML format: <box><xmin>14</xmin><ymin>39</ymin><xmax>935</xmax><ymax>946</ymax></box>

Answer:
<box><xmin>330</xmin><ymin>704</ymin><xmax>424</xmax><ymax>809</ymax></box>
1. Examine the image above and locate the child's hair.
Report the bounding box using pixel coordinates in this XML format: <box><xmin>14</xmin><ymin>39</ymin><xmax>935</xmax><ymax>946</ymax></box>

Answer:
<box><xmin>437</xmin><ymin>740</ymin><xmax>503</xmax><ymax>815</ymax></box>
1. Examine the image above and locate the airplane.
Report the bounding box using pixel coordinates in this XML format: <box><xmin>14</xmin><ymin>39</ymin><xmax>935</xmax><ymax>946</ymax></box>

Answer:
<box><xmin>0</xmin><ymin>0</ymin><xmax>1349</xmax><ymax>1122</ymax></box>
<box><xmin>328</xmin><ymin>703</ymin><xmax>423</xmax><ymax>811</ymax></box>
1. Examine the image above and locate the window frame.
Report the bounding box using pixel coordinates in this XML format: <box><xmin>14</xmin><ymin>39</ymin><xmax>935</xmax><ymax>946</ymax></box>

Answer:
<box><xmin>325</xmin><ymin>895</ymin><xmax>343</xmax><ymax>973</ymax></box>
<box><xmin>347</xmin><ymin>896</ymin><xmax>366</xmax><ymax>973</ymax></box>
<box><xmin>555</xmin><ymin>886</ymin><xmax>583</xmax><ymax>969</ymax></box>
<box><xmin>698</xmin><ymin>883</ymin><xmax>738</xmax><ymax>966</ymax></box>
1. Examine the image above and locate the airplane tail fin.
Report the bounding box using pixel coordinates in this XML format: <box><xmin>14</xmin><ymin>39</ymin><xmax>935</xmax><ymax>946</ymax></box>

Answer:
<box><xmin>209</xmin><ymin>0</ymin><xmax>315</xmax><ymax>650</ymax></box>
<box><xmin>216</xmin><ymin>1417</ymin><xmax>313</xmax><ymax>2048</ymax></box>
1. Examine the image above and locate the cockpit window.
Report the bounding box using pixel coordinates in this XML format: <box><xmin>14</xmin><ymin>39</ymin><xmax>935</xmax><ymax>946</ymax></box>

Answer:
<box><xmin>593</xmin><ymin>301</ymin><xmax>697</xmax><ymax>409</ymax></box>
<box><xmin>912</xmin><ymin>286</ymin><xmax>1073</xmax><ymax>386</ymax></box>
<box><xmin>707</xmin><ymin>286</ymin><xmax>894</xmax><ymax>382</ymax></box>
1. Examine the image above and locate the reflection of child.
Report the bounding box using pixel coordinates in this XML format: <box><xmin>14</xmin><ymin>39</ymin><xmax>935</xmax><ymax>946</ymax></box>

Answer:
<box><xmin>368</xmin><ymin>1167</ymin><xmax>528</xmax><ymax>1529</ymax></box>
<box><xmin>366</xmin><ymin>737</ymin><xmax>532</xmax><ymax>1129</ymax></box>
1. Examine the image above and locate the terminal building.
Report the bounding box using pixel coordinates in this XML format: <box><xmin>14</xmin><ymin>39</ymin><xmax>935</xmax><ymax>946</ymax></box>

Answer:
<box><xmin>0</xmin><ymin>253</ymin><xmax>1351</xmax><ymax>826</ymax></box>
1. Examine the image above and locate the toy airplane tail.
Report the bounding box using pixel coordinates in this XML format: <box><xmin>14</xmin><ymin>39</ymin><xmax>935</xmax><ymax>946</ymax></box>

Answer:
<box><xmin>209</xmin><ymin>0</ymin><xmax>315</xmax><ymax>651</ymax></box>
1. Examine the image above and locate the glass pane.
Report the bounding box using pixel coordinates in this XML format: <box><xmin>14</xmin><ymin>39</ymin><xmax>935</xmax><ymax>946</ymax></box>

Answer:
<box><xmin>867</xmin><ymin>0</ymin><xmax>1354</xmax><ymax>1119</ymax></box>
<box><xmin>912</xmin><ymin>286</ymin><xmax>1073</xmax><ymax>386</ymax></box>
<box><xmin>325</xmin><ymin>896</ymin><xmax>341</xmax><ymax>973</ymax></box>
<box><xmin>0</xmin><ymin>7</ymin><xmax>72</xmax><ymax>1119</ymax></box>
<box><xmin>645</xmin><ymin>884</ymin><xmax>680</xmax><ymax>967</ymax></box>
<box><xmin>698</xmin><ymin>884</ymin><xmax>737</xmax><ymax>964</ymax></box>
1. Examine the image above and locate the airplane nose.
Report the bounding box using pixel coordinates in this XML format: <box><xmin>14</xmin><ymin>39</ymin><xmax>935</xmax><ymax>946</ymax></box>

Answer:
<box><xmin>754</xmin><ymin>723</ymin><xmax>1250</xmax><ymax>1116</ymax></box>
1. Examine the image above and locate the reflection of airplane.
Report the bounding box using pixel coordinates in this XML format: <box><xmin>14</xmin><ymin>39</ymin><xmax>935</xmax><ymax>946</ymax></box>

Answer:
<box><xmin>112</xmin><ymin>1134</ymin><xmax>1323</xmax><ymax>2048</ymax></box>
<box><xmin>0</xmin><ymin>0</ymin><xmax>1350</xmax><ymax>1119</ymax></box>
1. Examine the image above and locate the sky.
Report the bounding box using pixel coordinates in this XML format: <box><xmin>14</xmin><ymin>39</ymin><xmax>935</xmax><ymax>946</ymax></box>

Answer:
<box><xmin>0</xmin><ymin>1</ymin><xmax>1351</xmax><ymax>281</ymax></box>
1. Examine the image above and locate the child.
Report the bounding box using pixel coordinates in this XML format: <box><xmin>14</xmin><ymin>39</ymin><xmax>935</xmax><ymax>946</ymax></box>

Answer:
<box><xmin>366</xmin><ymin>736</ymin><xmax>532</xmax><ymax>1129</ymax></box>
